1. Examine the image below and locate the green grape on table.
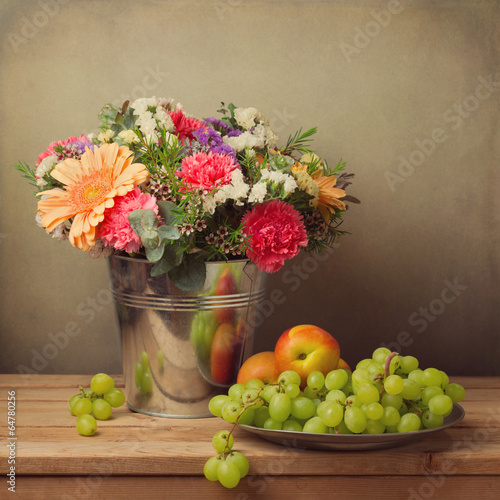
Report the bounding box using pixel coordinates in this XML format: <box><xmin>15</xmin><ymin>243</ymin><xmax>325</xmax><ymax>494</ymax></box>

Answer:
<box><xmin>92</xmin><ymin>399</ymin><xmax>113</xmax><ymax>421</ymax></box>
<box><xmin>90</xmin><ymin>373</ymin><xmax>114</xmax><ymax>395</ymax></box>
<box><xmin>212</xmin><ymin>430</ymin><xmax>234</xmax><ymax>453</ymax></box>
<box><xmin>226</xmin><ymin>452</ymin><xmax>249</xmax><ymax>478</ymax></box>
<box><xmin>67</xmin><ymin>394</ymin><xmax>81</xmax><ymax>416</ymax></box>
<box><xmin>217</xmin><ymin>461</ymin><xmax>241</xmax><ymax>489</ymax></box>
<box><xmin>76</xmin><ymin>414</ymin><xmax>97</xmax><ymax>436</ymax></box>
<box><xmin>73</xmin><ymin>397</ymin><xmax>93</xmax><ymax>417</ymax></box>
<box><xmin>204</xmin><ymin>456</ymin><xmax>223</xmax><ymax>482</ymax></box>
<box><xmin>103</xmin><ymin>388</ymin><xmax>125</xmax><ymax>408</ymax></box>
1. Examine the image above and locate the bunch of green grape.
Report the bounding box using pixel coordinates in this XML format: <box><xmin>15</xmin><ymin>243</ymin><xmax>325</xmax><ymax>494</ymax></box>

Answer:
<box><xmin>205</xmin><ymin>348</ymin><xmax>466</xmax><ymax>488</ymax></box>
<box><xmin>67</xmin><ymin>373</ymin><xmax>125</xmax><ymax>436</ymax></box>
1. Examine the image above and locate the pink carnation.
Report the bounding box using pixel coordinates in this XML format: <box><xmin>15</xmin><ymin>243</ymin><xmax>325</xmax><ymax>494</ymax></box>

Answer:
<box><xmin>177</xmin><ymin>151</ymin><xmax>238</xmax><ymax>191</ymax></box>
<box><xmin>98</xmin><ymin>187</ymin><xmax>159</xmax><ymax>253</ymax></box>
<box><xmin>242</xmin><ymin>200</ymin><xmax>308</xmax><ymax>273</ymax></box>
<box><xmin>36</xmin><ymin>135</ymin><xmax>90</xmax><ymax>165</ymax></box>
<box><xmin>168</xmin><ymin>109</ymin><xmax>205</xmax><ymax>141</ymax></box>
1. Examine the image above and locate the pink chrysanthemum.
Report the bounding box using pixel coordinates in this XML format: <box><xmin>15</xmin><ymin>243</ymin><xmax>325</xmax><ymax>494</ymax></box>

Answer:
<box><xmin>98</xmin><ymin>187</ymin><xmax>159</xmax><ymax>253</ymax></box>
<box><xmin>177</xmin><ymin>151</ymin><xmax>238</xmax><ymax>191</ymax></box>
<box><xmin>168</xmin><ymin>109</ymin><xmax>205</xmax><ymax>141</ymax></box>
<box><xmin>242</xmin><ymin>200</ymin><xmax>308</xmax><ymax>273</ymax></box>
<box><xmin>36</xmin><ymin>135</ymin><xmax>91</xmax><ymax>166</ymax></box>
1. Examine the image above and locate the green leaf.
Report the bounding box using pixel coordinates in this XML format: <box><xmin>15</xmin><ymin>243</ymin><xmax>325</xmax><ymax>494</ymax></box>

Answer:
<box><xmin>141</xmin><ymin>230</ymin><xmax>160</xmax><ymax>250</ymax></box>
<box><xmin>157</xmin><ymin>224</ymin><xmax>180</xmax><ymax>242</ymax></box>
<box><xmin>99</xmin><ymin>104</ymin><xmax>120</xmax><ymax>127</ymax></box>
<box><xmin>145</xmin><ymin>244</ymin><xmax>165</xmax><ymax>262</ymax></box>
<box><xmin>150</xmin><ymin>246</ymin><xmax>182</xmax><ymax>277</ymax></box>
<box><xmin>157</xmin><ymin>201</ymin><xmax>181</xmax><ymax>226</ymax></box>
<box><xmin>128</xmin><ymin>209</ymin><xmax>158</xmax><ymax>236</ymax></box>
<box><xmin>168</xmin><ymin>253</ymin><xmax>206</xmax><ymax>291</ymax></box>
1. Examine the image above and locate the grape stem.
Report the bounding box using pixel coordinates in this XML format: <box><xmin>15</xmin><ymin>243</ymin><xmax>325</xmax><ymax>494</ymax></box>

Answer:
<box><xmin>384</xmin><ymin>352</ymin><xmax>399</xmax><ymax>380</ymax></box>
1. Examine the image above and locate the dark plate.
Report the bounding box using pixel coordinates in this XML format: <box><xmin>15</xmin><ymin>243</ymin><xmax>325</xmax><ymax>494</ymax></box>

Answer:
<box><xmin>239</xmin><ymin>403</ymin><xmax>465</xmax><ymax>451</ymax></box>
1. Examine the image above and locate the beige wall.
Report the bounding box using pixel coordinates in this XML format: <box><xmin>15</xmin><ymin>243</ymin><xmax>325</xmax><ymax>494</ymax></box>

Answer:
<box><xmin>0</xmin><ymin>0</ymin><xmax>498</xmax><ymax>376</ymax></box>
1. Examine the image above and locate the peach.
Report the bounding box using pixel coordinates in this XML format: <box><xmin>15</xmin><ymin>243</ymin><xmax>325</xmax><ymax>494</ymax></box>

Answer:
<box><xmin>237</xmin><ymin>351</ymin><xmax>279</xmax><ymax>385</ymax></box>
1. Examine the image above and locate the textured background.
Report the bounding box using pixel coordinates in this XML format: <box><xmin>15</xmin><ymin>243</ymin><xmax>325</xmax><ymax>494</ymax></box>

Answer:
<box><xmin>0</xmin><ymin>0</ymin><xmax>498</xmax><ymax>376</ymax></box>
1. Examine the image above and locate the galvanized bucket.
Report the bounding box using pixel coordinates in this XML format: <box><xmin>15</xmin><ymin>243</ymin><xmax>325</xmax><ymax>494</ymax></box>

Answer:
<box><xmin>108</xmin><ymin>254</ymin><xmax>267</xmax><ymax>418</ymax></box>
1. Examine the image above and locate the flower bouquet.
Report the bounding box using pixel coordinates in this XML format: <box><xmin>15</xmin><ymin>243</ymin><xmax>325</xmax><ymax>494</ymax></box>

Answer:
<box><xmin>16</xmin><ymin>97</ymin><xmax>358</xmax><ymax>291</ymax></box>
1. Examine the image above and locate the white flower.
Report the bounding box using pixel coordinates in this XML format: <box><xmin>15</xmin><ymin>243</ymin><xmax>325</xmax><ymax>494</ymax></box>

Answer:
<box><xmin>234</xmin><ymin>107</ymin><xmax>260</xmax><ymax>130</ymax></box>
<box><xmin>131</xmin><ymin>96</ymin><xmax>158</xmax><ymax>115</ymax></box>
<box><xmin>259</xmin><ymin>169</ymin><xmax>297</xmax><ymax>193</ymax></box>
<box><xmin>35</xmin><ymin>155</ymin><xmax>57</xmax><ymax>180</ymax></box>
<box><xmin>248</xmin><ymin>182</ymin><xmax>267</xmax><ymax>204</ymax></box>
<box><xmin>154</xmin><ymin>106</ymin><xmax>174</xmax><ymax>132</ymax></box>
<box><xmin>202</xmin><ymin>195</ymin><xmax>217</xmax><ymax>214</ymax></box>
<box><xmin>136</xmin><ymin>111</ymin><xmax>158</xmax><ymax>142</ymax></box>
<box><xmin>118</xmin><ymin>129</ymin><xmax>140</xmax><ymax>144</ymax></box>
<box><xmin>223</xmin><ymin>131</ymin><xmax>263</xmax><ymax>152</ymax></box>
<box><xmin>97</xmin><ymin>129</ymin><xmax>115</xmax><ymax>143</ymax></box>
<box><xmin>214</xmin><ymin>169</ymin><xmax>250</xmax><ymax>206</ymax></box>
<box><xmin>283</xmin><ymin>176</ymin><xmax>298</xmax><ymax>193</ymax></box>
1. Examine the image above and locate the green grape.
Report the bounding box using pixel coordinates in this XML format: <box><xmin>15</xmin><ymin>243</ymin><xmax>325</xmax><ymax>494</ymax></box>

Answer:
<box><xmin>408</xmin><ymin>369</ymin><xmax>423</xmax><ymax>386</ymax></box>
<box><xmin>228</xmin><ymin>383</ymin><xmax>246</xmax><ymax>402</ymax></box>
<box><xmin>352</xmin><ymin>368</ymin><xmax>370</xmax><ymax>387</ymax></box>
<box><xmin>366</xmin><ymin>362</ymin><xmax>384</xmax><ymax>381</ymax></box>
<box><xmin>400</xmin><ymin>356</ymin><xmax>419</xmax><ymax>374</ymax></box>
<box><xmin>212</xmin><ymin>430</ymin><xmax>234</xmax><ymax>453</ymax></box>
<box><xmin>245</xmin><ymin>378</ymin><xmax>265</xmax><ymax>390</ymax></box>
<box><xmin>217</xmin><ymin>461</ymin><xmax>241</xmax><ymax>489</ymax></box>
<box><xmin>334</xmin><ymin>419</ymin><xmax>353</xmax><ymax>434</ymax></box>
<box><xmin>422</xmin><ymin>410</ymin><xmax>444</xmax><ymax>429</ymax></box>
<box><xmin>356</xmin><ymin>358</ymin><xmax>373</xmax><ymax>370</ymax></box>
<box><xmin>303</xmin><ymin>385</ymin><xmax>322</xmax><ymax>399</ymax></box>
<box><xmin>397</xmin><ymin>412</ymin><xmax>421</xmax><ymax>432</ymax></box>
<box><xmin>421</xmin><ymin>386</ymin><xmax>444</xmax><ymax>406</ymax></box>
<box><xmin>73</xmin><ymin>397</ymin><xmax>93</xmax><ymax>416</ymax></box>
<box><xmin>380</xmin><ymin>406</ymin><xmax>401</xmax><ymax>427</ymax></box>
<box><xmin>269</xmin><ymin>393</ymin><xmax>292</xmax><ymax>422</ymax></box>
<box><xmin>263</xmin><ymin>418</ymin><xmax>283</xmax><ymax>430</ymax></box>
<box><xmin>261</xmin><ymin>385</ymin><xmax>280</xmax><ymax>403</ymax></box>
<box><xmin>204</xmin><ymin>456</ymin><xmax>223</xmax><ymax>481</ymax></box>
<box><xmin>282</xmin><ymin>419</ymin><xmax>303</xmax><ymax>432</ymax></box>
<box><xmin>428</xmin><ymin>394</ymin><xmax>453</xmax><ymax>416</ymax></box>
<box><xmin>388</xmin><ymin>355</ymin><xmax>401</xmax><ymax>375</ymax></box>
<box><xmin>380</xmin><ymin>393</ymin><xmax>403</xmax><ymax>409</ymax></box>
<box><xmin>444</xmin><ymin>383</ymin><xmax>466</xmax><ymax>403</ymax></box>
<box><xmin>67</xmin><ymin>394</ymin><xmax>81</xmax><ymax>416</ymax></box>
<box><xmin>364</xmin><ymin>402</ymin><xmax>384</xmax><ymax>420</ymax></box>
<box><xmin>141</xmin><ymin>351</ymin><xmax>149</xmax><ymax>370</ymax></box>
<box><xmin>303</xmin><ymin>416</ymin><xmax>328</xmax><ymax>433</ymax></box>
<box><xmin>90</xmin><ymin>373</ymin><xmax>114</xmax><ymax>395</ymax></box>
<box><xmin>316</xmin><ymin>401</ymin><xmax>343</xmax><ymax>427</ymax></box>
<box><xmin>325</xmin><ymin>369</ymin><xmax>349</xmax><ymax>390</ymax></box>
<box><xmin>103</xmin><ymin>388</ymin><xmax>125</xmax><ymax>408</ymax></box>
<box><xmin>76</xmin><ymin>414</ymin><xmax>97</xmax><ymax>436</ymax></box>
<box><xmin>357</xmin><ymin>383</ymin><xmax>380</xmax><ymax>404</ymax></box>
<box><xmin>92</xmin><ymin>399</ymin><xmax>112</xmax><ymax>421</ymax></box>
<box><xmin>384</xmin><ymin>375</ymin><xmax>404</xmax><ymax>395</ymax></box>
<box><xmin>345</xmin><ymin>395</ymin><xmax>363</xmax><ymax>408</ymax></box>
<box><xmin>221</xmin><ymin>401</ymin><xmax>241</xmax><ymax>423</ymax></box>
<box><xmin>386</xmin><ymin>424</ymin><xmax>399</xmax><ymax>433</ymax></box>
<box><xmin>277</xmin><ymin>370</ymin><xmax>301</xmax><ymax>387</ymax></box>
<box><xmin>226</xmin><ymin>452</ymin><xmax>249</xmax><ymax>478</ymax></box>
<box><xmin>141</xmin><ymin>371</ymin><xmax>153</xmax><ymax>394</ymax></box>
<box><xmin>307</xmin><ymin>371</ymin><xmax>325</xmax><ymax>391</ymax></box>
<box><xmin>422</xmin><ymin>368</ymin><xmax>443</xmax><ymax>387</ymax></box>
<box><xmin>209</xmin><ymin>395</ymin><xmax>232</xmax><ymax>417</ymax></box>
<box><xmin>285</xmin><ymin>383</ymin><xmax>300</xmax><ymax>399</ymax></box>
<box><xmin>242</xmin><ymin>389</ymin><xmax>262</xmax><ymax>406</ymax></box>
<box><xmin>400</xmin><ymin>379</ymin><xmax>421</xmax><ymax>400</ymax></box>
<box><xmin>440</xmin><ymin>371</ymin><xmax>450</xmax><ymax>387</ymax></box>
<box><xmin>365</xmin><ymin>419</ymin><xmax>385</xmax><ymax>434</ymax></box>
<box><xmin>372</xmin><ymin>347</ymin><xmax>391</xmax><ymax>363</ymax></box>
<box><xmin>344</xmin><ymin>406</ymin><xmax>367</xmax><ymax>433</ymax></box>
<box><xmin>237</xmin><ymin>407</ymin><xmax>255</xmax><ymax>425</ymax></box>
<box><xmin>254</xmin><ymin>407</ymin><xmax>270</xmax><ymax>428</ymax></box>
<box><xmin>135</xmin><ymin>362</ymin><xmax>143</xmax><ymax>388</ymax></box>
<box><xmin>290</xmin><ymin>397</ymin><xmax>316</xmax><ymax>420</ymax></box>
<box><xmin>326</xmin><ymin>389</ymin><xmax>347</xmax><ymax>405</ymax></box>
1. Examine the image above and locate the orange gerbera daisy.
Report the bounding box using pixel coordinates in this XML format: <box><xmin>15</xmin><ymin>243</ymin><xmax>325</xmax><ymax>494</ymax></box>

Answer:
<box><xmin>311</xmin><ymin>169</ymin><xmax>346</xmax><ymax>222</ymax></box>
<box><xmin>37</xmin><ymin>143</ymin><xmax>149</xmax><ymax>251</ymax></box>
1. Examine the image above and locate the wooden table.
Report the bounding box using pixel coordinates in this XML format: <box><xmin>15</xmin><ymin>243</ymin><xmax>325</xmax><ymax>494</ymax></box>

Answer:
<box><xmin>0</xmin><ymin>375</ymin><xmax>499</xmax><ymax>499</ymax></box>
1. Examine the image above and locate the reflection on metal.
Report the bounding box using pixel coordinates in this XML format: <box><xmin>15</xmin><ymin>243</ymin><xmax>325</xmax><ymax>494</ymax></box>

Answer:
<box><xmin>108</xmin><ymin>254</ymin><xmax>267</xmax><ymax>418</ymax></box>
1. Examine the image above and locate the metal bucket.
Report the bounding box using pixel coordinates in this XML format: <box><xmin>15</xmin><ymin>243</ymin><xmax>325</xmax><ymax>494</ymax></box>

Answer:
<box><xmin>108</xmin><ymin>254</ymin><xmax>267</xmax><ymax>418</ymax></box>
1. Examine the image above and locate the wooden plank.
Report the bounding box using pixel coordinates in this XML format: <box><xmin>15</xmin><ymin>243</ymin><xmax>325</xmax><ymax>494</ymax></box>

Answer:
<box><xmin>11</xmin><ymin>475</ymin><xmax>500</xmax><ymax>500</ymax></box>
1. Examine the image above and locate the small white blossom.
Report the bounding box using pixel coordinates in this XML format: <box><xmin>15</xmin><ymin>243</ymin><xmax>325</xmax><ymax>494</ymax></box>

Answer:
<box><xmin>248</xmin><ymin>182</ymin><xmax>267</xmax><ymax>204</ymax></box>
<box><xmin>154</xmin><ymin>106</ymin><xmax>174</xmax><ymax>132</ymax></box>
<box><xmin>97</xmin><ymin>129</ymin><xmax>115</xmax><ymax>143</ymax></box>
<box><xmin>118</xmin><ymin>129</ymin><xmax>140</xmax><ymax>144</ymax></box>
<box><xmin>234</xmin><ymin>107</ymin><xmax>260</xmax><ymax>130</ymax></box>
<box><xmin>35</xmin><ymin>155</ymin><xmax>57</xmax><ymax>180</ymax></box>
<box><xmin>131</xmin><ymin>96</ymin><xmax>158</xmax><ymax>115</ymax></box>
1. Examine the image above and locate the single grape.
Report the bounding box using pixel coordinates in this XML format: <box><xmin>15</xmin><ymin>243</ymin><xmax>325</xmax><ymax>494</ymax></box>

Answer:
<box><xmin>209</xmin><ymin>395</ymin><xmax>232</xmax><ymax>417</ymax></box>
<box><xmin>261</xmin><ymin>385</ymin><xmax>280</xmax><ymax>403</ymax></box>
<box><xmin>282</xmin><ymin>419</ymin><xmax>303</xmax><ymax>432</ymax></box>
<box><xmin>90</xmin><ymin>373</ymin><xmax>114</xmax><ymax>395</ymax></box>
<box><xmin>217</xmin><ymin>460</ymin><xmax>241</xmax><ymax>489</ymax></box>
<box><xmin>444</xmin><ymin>383</ymin><xmax>466</xmax><ymax>403</ymax></box>
<box><xmin>422</xmin><ymin>368</ymin><xmax>443</xmax><ymax>387</ymax></box>
<box><xmin>241</xmin><ymin>388</ymin><xmax>261</xmax><ymax>405</ymax></box>
<box><xmin>317</xmin><ymin>401</ymin><xmax>343</xmax><ymax>427</ymax></box>
<box><xmin>440</xmin><ymin>371</ymin><xmax>450</xmax><ymax>387</ymax></box>
<box><xmin>285</xmin><ymin>383</ymin><xmax>300</xmax><ymax>399</ymax></box>
<box><xmin>204</xmin><ymin>456</ymin><xmax>223</xmax><ymax>481</ymax></box>
<box><xmin>397</xmin><ymin>412</ymin><xmax>421</xmax><ymax>432</ymax></box>
<box><xmin>380</xmin><ymin>393</ymin><xmax>403</xmax><ymax>409</ymax></box>
<box><xmin>277</xmin><ymin>370</ymin><xmax>301</xmax><ymax>387</ymax></box>
<box><xmin>388</xmin><ymin>355</ymin><xmax>402</xmax><ymax>375</ymax></box>
<box><xmin>357</xmin><ymin>383</ymin><xmax>380</xmax><ymax>404</ymax></box>
<box><xmin>364</xmin><ymin>402</ymin><xmax>384</xmax><ymax>420</ymax></box>
<box><xmin>326</xmin><ymin>389</ymin><xmax>347</xmax><ymax>405</ymax></box>
<box><xmin>400</xmin><ymin>379</ymin><xmax>421</xmax><ymax>400</ymax></box>
<box><xmin>372</xmin><ymin>347</ymin><xmax>391</xmax><ymax>364</ymax></box>
<box><xmin>384</xmin><ymin>375</ymin><xmax>404</xmax><ymax>396</ymax></box>
<box><xmin>269</xmin><ymin>393</ymin><xmax>292</xmax><ymax>422</ymax></box>
<box><xmin>366</xmin><ymin>362</ymin><xmax>384</xmax><ymax>381</ymax></box>
<box><xmin>221</xmin><ymin>401</ymin><xmax>241</xmax><ymax>424</ymax></box>
<box><xmin>228</xmin><ymin>383</ymin><xmax>246</xmax><ymax>402</ymax></box>
<box><xmin>428</xmin><ymin>394</ymin><xmax>453</xmax><ymax>416</ymax></box>
<box><xmin>103</xmin><ymin>388</ymin><xmax>125</xmax><ymax>408</ymax></box>
<box><xmin>92</xmin><ymin>399</ymin><xmax>113</xmax><ymax>421</ymax></box>
<box><xmin>67</xmin><ymin>394</ymin><xmax>81</xmax><ymax>416</ymax></box>
<box><xmin>365</xmin><ymin>419</ymin><xmax>385</xmax><ymax>434</ymax></box>
<box><xmin>263</xmin><ymin>418</ymin><xmax>283</xmax><ymax>430</ymax></box>
<box><xmin>408</xmin><ymin>369</ymin><xmax>423</xmax><ymax>386</ymax></box>
<box><xmin>352</xmin><ymin>368</ymin><xmax>371</xmax><ymax>387</ymax></box>
<box><xmin>345</xmin><ymin>395</ymin><xmax>363</xmax><ymax>408</ymax></box>
<box><xmin>290</xmin><ymin>397</ymin><xmax>316</xmax><ymax>420</ymax></box>
<box><xmin>245</xmin><ymin>378</ymin><xmax>265</xmax><ymax>390</ymax></box>
<box><xmin>421</xmin><ymin>386</ymin><xmax>444</xmax><ymax>406</ymax></box>
<box><xmin>344</xmin><ymin>406</ymin><xmax>367</xmax><ymax>433</ymax></box>
<box><xmin>303</xmin><ymin>416</ymin><xmax>328</xmax><ymax>433</ymax></box>
<box><xmin>422</xmin><ymin>410</ymin><xmax>444</xmax><ymax>429</ymax></box>
<box><xmin>303</xmin><ymin>385</ymin><xmax>323</xmax><ymax>399</ymax></box>
<box><xmin>254</xmin><ymin>407</ymin><xmax>270</xmax><ymax>428</ymax></box>
<box><xmin>226</xmin><ymin>452</ymin><xmax>249</xmax><ymax>478</ymax></box>
<box><xmin>325</xmin><ymin>369</ymin><xmax>349</xmax><ymax>391</ymax></box>
<box><xmin>355</xmin><ymin>358</ymin><xmax>373</xmax><ymax>370</ymax></box>
<box><xmin>236</xmin><ymin>407</ymin><xmax>255</xmax><ymax>425</ymax></box>
<box><xmin>212</xmin><ymin>430</ymin><xmax>234</xmax><ymax>453</ymax></box>
<box><xmin>400</xmin><ymin>356</ymin><xmax>419</xmax><ymax>374</ymax></box>
<box><xmin>380</xmin><ymin>406</ymin><xmax>401</xmax><ymax>427</ymax></box>
<box><xmin>76</xmin><ymin>414</ymin><xmax>97</xmax><ymax>436</ymax></box>
<box><xmin>73</xmin><ymin>397</ymin><xmax>93</xmax><ymax>416</ymax></box>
